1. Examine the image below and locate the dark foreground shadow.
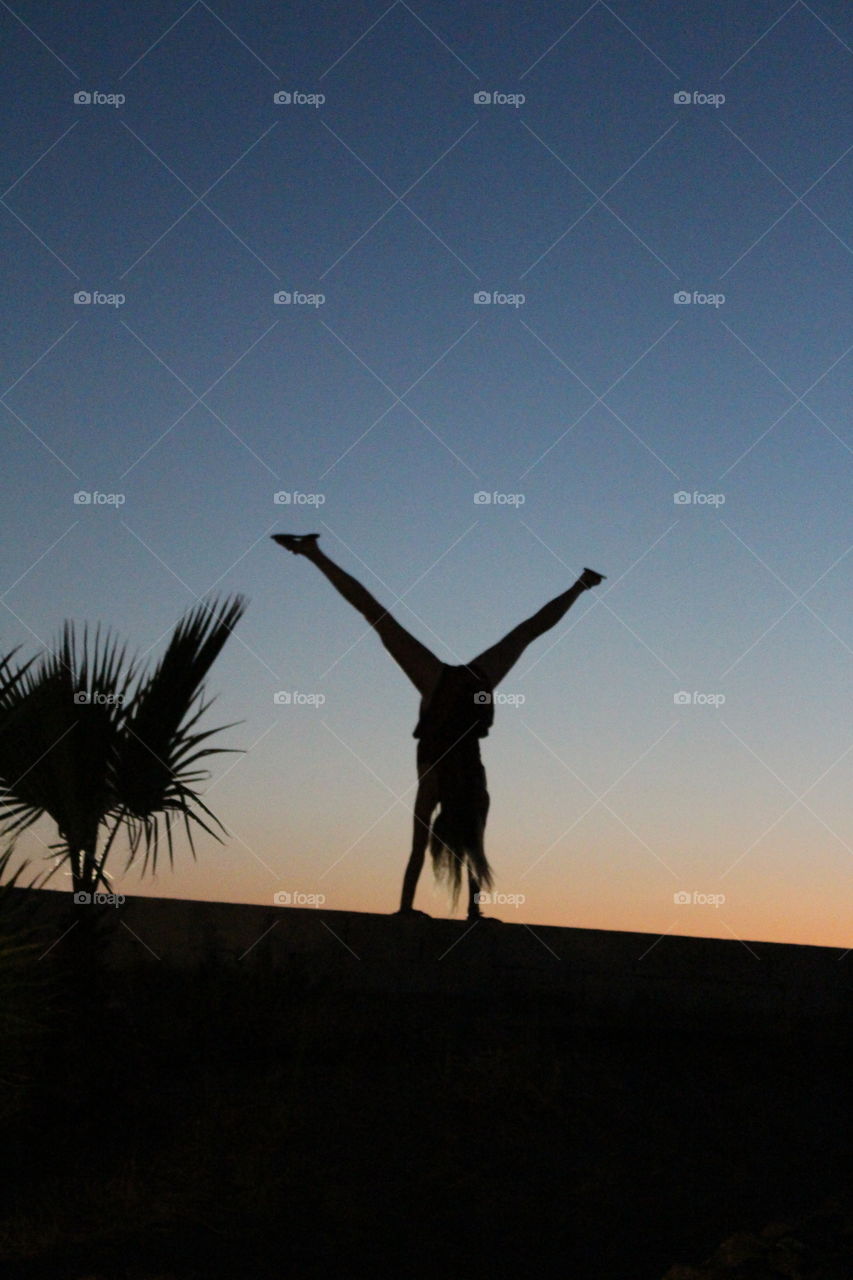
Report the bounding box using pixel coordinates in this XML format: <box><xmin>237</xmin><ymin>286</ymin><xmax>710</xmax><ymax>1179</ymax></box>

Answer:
<box><xmin>2</xmin><ymin>941</ymin><xmax>851</xmax><ymax>1280</ymax></box>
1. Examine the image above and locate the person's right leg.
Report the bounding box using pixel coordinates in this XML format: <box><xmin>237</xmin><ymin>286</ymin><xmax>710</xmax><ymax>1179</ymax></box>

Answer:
<box><xmin>273</xmin><ymin>534</ymin><xmax>443</xmax><ymax>695</ymax></box>
<box><xmin>471</xmin><ymin>568</ymin><xmax>605</xmax><ymax>688</ymax></box>
<box><xmin>465</xmin><ymin>783</ymin><xmax>491</xmax><ymax>920</ymax></box>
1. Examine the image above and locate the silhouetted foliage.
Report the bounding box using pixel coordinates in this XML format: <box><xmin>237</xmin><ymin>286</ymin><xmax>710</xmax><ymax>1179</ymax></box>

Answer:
<box><xmin>0</xmin><ymin>596</ymin><xmax>247</xmax><ymax>894</ymax></box>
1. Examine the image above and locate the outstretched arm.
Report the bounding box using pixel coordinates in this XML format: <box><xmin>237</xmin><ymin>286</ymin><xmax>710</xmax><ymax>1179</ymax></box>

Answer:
<box><xmin>272</xmin><ymin>534</ymin><xmax>442</xmax><ymax>695</ymax></box>
<box><xmin>471</xmin><ymin>568</ymin><xmax>605</xmax><ymax>688</ymax></box>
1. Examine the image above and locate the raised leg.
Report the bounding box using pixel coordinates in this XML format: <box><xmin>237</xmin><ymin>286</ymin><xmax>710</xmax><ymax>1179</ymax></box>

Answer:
<box><xmin>273</xmin><ymin>534</ymin><xmax>443</xmax><ymax>695</ymax></box>
<box><xmin>471</xmin><ymin>567</ymin><xmax>605</xmax><ymax>688</ymax></box>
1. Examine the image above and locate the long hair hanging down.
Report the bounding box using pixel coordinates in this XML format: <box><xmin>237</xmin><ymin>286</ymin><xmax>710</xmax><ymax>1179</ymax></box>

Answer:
<box><xmin>427</xmin><ymin>737</ymin><xmax>493</xmax><ymax>907</ymax></box>
<box><xmin>413</xmin><ymin>662</ymin><xmax>496</xmax><ymax>906</ymax></box>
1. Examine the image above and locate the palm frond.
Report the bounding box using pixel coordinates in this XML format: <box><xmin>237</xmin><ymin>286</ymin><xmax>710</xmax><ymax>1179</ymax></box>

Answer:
<box><xmin>112</xmin><ymin>594</ymin><xmax>247</xmax><ymax>875</ymax></box>
<box><xmin>0</xmin><ymin>625</ymin><xmax>133</xmax><ymax>859</ymax></box>
<box><xmin>0</xmin><ymin>595</ymin><xmax>246</xmax><ymax>891</ymax></box>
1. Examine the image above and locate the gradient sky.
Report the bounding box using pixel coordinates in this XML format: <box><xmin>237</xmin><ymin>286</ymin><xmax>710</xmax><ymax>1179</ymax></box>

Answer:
<box><xmin>1</xmin><ymin>0</ymin><xmax>851</xmax><ymax>947</ymax></box>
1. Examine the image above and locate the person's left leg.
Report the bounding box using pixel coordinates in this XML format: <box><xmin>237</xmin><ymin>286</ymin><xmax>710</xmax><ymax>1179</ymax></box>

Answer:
<box><xmin>467</xmin><ymin>870</ymin><xmax>482</xmax><ymax>920</ymax></box>
<box><xmin>398</xmin><ymin>772</ymin><xmax>440</xmax><ymax>913</ymax></box>
<box><xmin>471</xmin><ymin>567</ymin><xmax>605</xmax><ymax>688</ymax></box>
<box><xmin>273</xmin><ymin>534</ymin><xmax>443</xmax><ymax>695</ymax></box>
<box><xmin>465</xmin><ymin>785</ymin><xmax>491</xmax><ymax>921</ymax></box>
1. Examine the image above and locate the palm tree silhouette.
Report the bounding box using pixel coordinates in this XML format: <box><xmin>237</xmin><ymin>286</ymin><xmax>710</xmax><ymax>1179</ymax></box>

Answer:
<box><xmin>0</xmin><ymin>596</ymin><xmax>246</xmax><ymax>897</ymax></box>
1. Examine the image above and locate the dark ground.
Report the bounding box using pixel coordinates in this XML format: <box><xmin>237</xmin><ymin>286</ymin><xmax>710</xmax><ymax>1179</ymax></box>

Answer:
<box><xmin>1</xmin><ymin>909</ymin><xmax>850</xmax><ymax>1280</ymax></box>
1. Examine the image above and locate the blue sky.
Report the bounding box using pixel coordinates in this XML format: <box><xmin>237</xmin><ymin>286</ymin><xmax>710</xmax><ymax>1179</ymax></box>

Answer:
<box><xmin>1</xmin><ymin>0</ymin><xmax>851</xmax><ymax>946</ymax></box>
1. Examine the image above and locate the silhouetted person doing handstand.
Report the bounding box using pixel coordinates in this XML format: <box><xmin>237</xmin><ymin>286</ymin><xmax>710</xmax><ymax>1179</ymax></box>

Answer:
<box><xmin>273</xmin><ymin>533</ymin><xmax>604</xmax><ymax>920</ymax></box>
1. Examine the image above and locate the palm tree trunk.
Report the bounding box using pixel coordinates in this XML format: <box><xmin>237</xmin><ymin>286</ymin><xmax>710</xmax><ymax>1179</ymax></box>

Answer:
<box><xmin>80</xmin><ymin>839</ymin><xmax>103</xmax><ymax>896</ymax></box>
<box><xmin>69</xmin><ymin>847</ymin><xmax>84</xmax><ymax>895</ymax></box>
<box><xmin>91</xmin><ymin>814</ymin><xmax>123</xmax><ymax>894</ymax></box>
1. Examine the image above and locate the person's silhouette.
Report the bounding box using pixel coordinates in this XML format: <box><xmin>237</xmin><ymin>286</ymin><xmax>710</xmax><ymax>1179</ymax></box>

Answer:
<box><xmin>273</xmin><ymin>533</ymin><xmax>605</xmax><ymax>920</ymax></box>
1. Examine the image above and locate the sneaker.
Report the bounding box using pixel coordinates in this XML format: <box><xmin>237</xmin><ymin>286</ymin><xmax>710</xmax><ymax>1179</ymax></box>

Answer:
<box><xmin>271</xmin><ymin>533</ymin><xmax>320</xmax><ymax>554</ymax></box>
